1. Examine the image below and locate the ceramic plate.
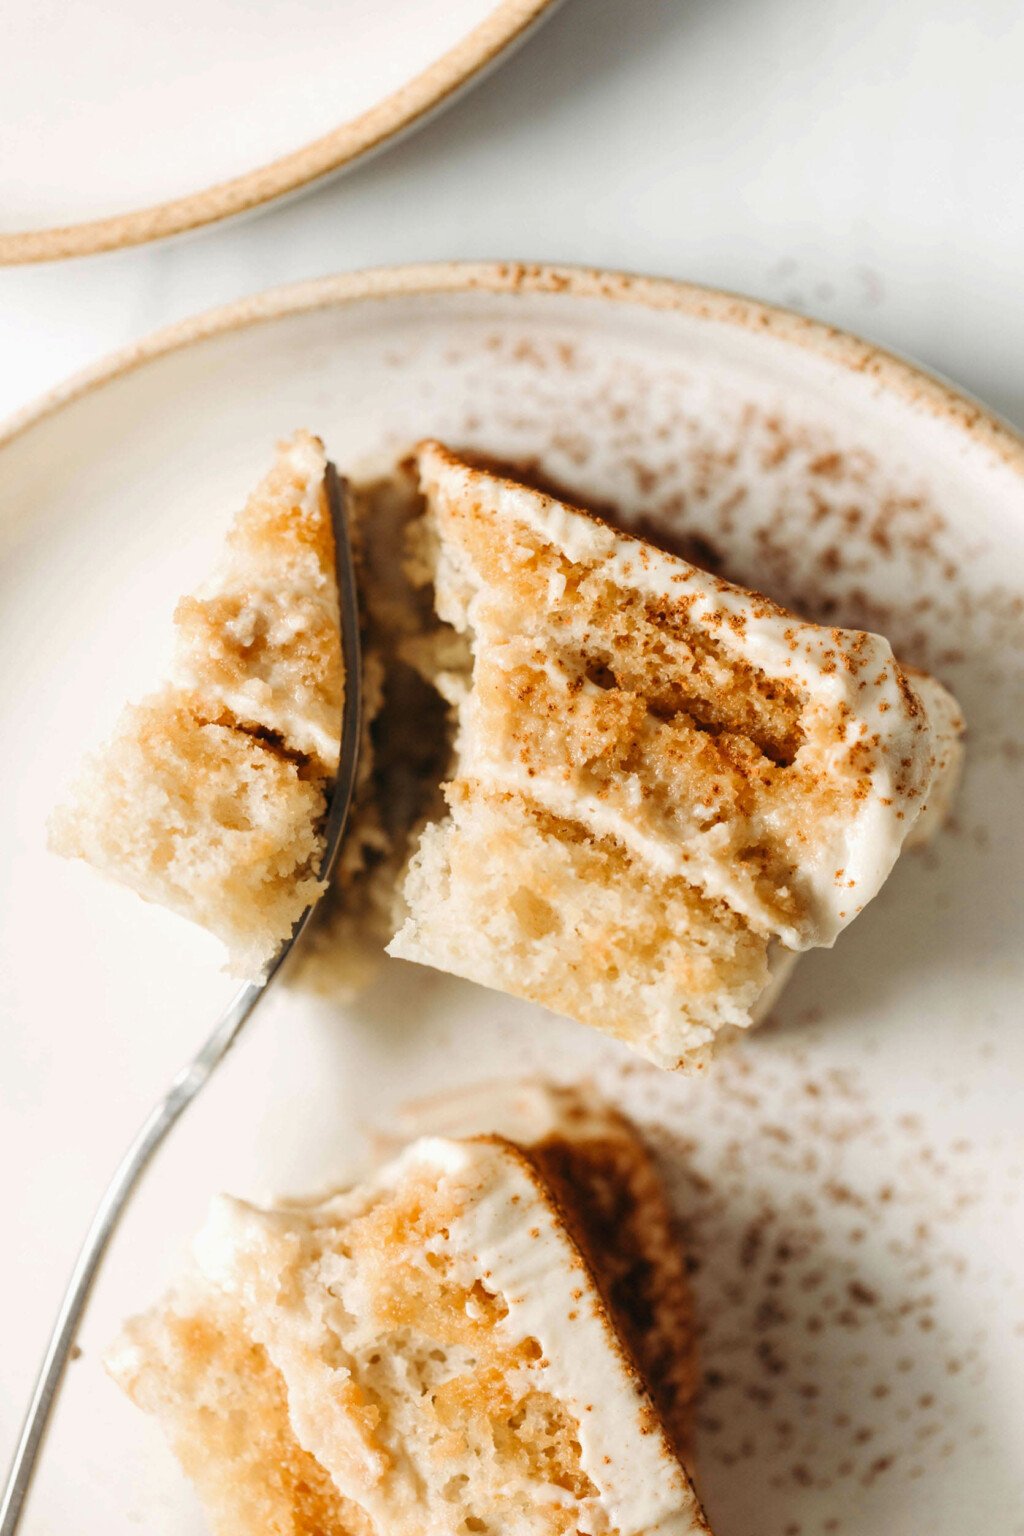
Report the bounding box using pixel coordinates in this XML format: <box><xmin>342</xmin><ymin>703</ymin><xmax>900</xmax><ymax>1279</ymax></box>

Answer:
<box><xmin>0</xmin><ymin>1</ymin><xmax>557</xmax><ymax>263</ymax></box>
<box><xmin>1</xmin><ymin>264</ymin><xmax>1022</xmax><ymax>1535</ymax></box>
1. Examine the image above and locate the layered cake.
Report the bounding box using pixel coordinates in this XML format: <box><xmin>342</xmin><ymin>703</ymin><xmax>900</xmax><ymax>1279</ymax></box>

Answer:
<box><xmin>388</xmin><ymin>442</ymin><xmax>964</xmax><ymax>1068</ymax></box>
<box><xmin>385</xmin><ymin>1079</ymin><xmax>698</xmax><ymax>1458</ymax></box>
<box><xmin>108</xmin><ymin>1097</ymin><xmax>708</xmax><ymax>1536</ymax></box>
<box><xmin>50</xmin><ymin>434</ymin><xmax>359</xmax><ymax>976</ymax></box>
<box><xmin>51</xmin><ymin>434</ymin><xmax>963</xmax><ymax>1063</ymax></box>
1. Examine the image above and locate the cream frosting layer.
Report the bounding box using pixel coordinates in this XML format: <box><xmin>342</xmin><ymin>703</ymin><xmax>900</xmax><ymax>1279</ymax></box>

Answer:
<box><xmin>178</xmin><ymin>1135</ymin><xmax>707</xmax><ymax>1536</ymax></box>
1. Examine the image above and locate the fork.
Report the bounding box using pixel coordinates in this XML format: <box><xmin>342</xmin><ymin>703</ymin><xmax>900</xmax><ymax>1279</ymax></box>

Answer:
<box><xmin>0</xmin><ymin>463</ymin><xmax>362</xmax><ymax>1536</ymax></box>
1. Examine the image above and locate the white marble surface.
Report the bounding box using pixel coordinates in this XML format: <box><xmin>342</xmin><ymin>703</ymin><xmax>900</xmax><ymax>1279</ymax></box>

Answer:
<box><xmin>1</xmin><ymin>0</ymin><xmax>1023</xmax><ymax>428</ymax></box>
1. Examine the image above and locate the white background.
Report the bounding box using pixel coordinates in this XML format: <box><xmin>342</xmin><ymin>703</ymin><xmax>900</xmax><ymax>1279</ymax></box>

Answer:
<box><xmin>2</xmin><ymin>0</ymin><xmax>1024</xmax><ymax>431</ymax></box>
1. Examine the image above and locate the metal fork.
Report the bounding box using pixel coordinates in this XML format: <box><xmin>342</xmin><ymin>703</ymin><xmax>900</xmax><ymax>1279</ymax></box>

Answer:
<box><xmin>0</xmin><ymin>463</ymin><xmax>362</xmax><ymax>1536</ymax></box>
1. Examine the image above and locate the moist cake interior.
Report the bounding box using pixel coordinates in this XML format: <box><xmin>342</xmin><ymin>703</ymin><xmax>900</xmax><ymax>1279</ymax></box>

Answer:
<box><xmin>385</xmin><ymin>1079</ymin><xmax>699</xmax><ymax>1459</ymax></box>
<box><xmin>382</xmin><ymin>441</ymin><xmax>962</xmax><ymax>1068</ymax></box>
<box><xmin>50</xmin><ymin>433</ymin><xmax>346</xmax><ymax>976</ymax></box>
<box><xmin>109</xmin><ymin>1109</ymin><xmax>707</xmax><ymax>1536</ymax></box>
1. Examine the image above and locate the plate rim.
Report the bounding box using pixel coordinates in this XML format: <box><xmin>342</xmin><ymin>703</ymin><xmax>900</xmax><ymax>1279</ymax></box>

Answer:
<box><xmin>2</xmin><ymin>259</ymin><xmax>1023</xmax><ymax>483</ymax></box>
<box><xmin>0</xmin><ymin>0</ymin><xmax>559</xmax><ymax>266</ymax></box>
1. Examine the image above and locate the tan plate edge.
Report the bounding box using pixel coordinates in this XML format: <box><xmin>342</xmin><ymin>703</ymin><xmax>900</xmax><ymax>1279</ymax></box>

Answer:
<box><xmin>2</xmin><ymin>261</ymin><xmax>1023</xmax><ymax>484</ymax></box>
<box><xmin>0</xmin><ymin>0</ymin><xmax>557</xmax><ymax>265</ymax></box>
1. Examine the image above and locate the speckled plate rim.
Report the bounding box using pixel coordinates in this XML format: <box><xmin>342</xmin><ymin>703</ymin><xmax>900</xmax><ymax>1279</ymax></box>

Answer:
<box><xmin>3</xmin><ymin>262</ymin><xmax>1024</xmax><ymax>482</ymax></box>
<box><xmin>0</xmin><ymin>2</ymin><xmax>559</xmax><ymax>266</ymax></box>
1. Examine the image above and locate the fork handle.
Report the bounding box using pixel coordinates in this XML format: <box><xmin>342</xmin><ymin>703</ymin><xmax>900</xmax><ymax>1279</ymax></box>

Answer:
<box><xmin>0</xmin><ymin>979</ymin><xmax>262</xmax><ymax>1536</ymax></box>
<box><xmin>3</xmin><ymin>463</ymin><xmax>362</xmax><ymax>1533</ymax></box>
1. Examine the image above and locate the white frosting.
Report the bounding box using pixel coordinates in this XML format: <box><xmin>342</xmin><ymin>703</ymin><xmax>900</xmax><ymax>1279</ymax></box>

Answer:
<box><xmin>431</xmin><ymin>1139</ymin><xmax>704</xmax><ymax>1535</ymax></box>
<box><xmin>193</xmin><ymin>1136</ymin><xmax>707</xmax><ymax>1536</ymax></box>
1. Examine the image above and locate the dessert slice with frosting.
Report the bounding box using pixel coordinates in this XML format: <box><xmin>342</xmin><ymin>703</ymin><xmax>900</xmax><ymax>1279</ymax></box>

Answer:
<box><xmin>108</xmin><ymin>1101</ymin><xmax>709</xmax><ymax>1536</ymax></box>
<box><xmin>50</xmin><ymin>434</ymin><xmax>350</xmax><ymax>977</ymax></box>
<box><xmin>384</xmin><ymin>1077</ymin><xmax>699</xmax><ymax>1460</ymax></box>
<box><xmin>388</xmin><ymin>443</ymin><xmax>964</xmax><ymax>1068</ymax></box>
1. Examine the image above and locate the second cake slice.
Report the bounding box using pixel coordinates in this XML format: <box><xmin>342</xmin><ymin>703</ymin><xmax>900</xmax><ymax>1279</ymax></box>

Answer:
<box><xmin>109</xmin><ymin>1102</ymin><xmax>707</xmax><ymax>1535</ymax></box>
<box><xmin>388</xmin><ymin>443</ymin><xmax>963</xmax><ymax>1068</ymax></box>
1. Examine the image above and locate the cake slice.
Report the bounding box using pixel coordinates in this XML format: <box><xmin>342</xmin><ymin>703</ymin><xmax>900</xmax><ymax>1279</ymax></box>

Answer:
<box><xmin>388</xmin><ymin>443</ymin><xmax>964</xmax><ymax>1069</ymax></box>
<box><xmin>384</xmin><ymin>1079</ymin><xmax>698</xmax><ymax>1459</ymax></box>
<box><xmin>49</xmin><ymin>434</ymin><xmax>346</xmax><ymax>977</ymax></box>
<box><xmin>108</xmin><ymin>1119</ymin><xmax>709</xmax><ymax>1535</ymax></box>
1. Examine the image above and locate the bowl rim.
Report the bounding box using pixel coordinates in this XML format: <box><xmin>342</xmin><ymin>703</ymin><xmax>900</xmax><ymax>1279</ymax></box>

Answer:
<box><xmin>2</xmin><ymin>259</ymin><xmax>1023</xmax><ymax>482</ymax></box>
<box><xmin>0</xmin><ymin>0</ymin><xmax>559</xmax><ymax>266</ymax></box>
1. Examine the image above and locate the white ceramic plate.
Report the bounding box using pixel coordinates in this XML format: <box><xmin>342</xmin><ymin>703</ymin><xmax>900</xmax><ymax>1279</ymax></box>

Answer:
<box><xmin>1</xmin><ymin>264</ymin><xmax>1022</xmax><ymax>1535</ymax></box>
<box><xmin>0</xmin><ymin>1</ymin><xmax>557</xmax><ymax>263</ymax></box>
